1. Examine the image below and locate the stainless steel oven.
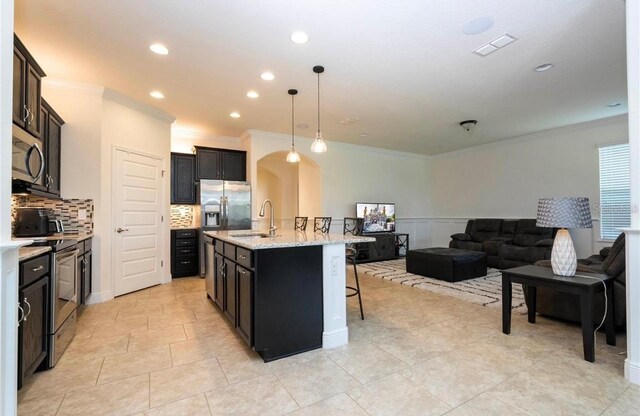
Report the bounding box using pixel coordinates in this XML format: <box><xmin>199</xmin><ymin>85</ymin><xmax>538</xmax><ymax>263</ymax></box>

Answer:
<box><xmin>49</xmin><ymin>244</ymin><xmax>79</xmax><ymax>367</ymax></box>
<box><xmin>12</xmin><ymin>124</ymin><xmax>45</xmax><ymax>187</ymax></box>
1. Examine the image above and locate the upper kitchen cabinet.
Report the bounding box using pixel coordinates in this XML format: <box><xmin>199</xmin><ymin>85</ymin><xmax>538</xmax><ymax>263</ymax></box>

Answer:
<box><xmin>13</xmin><ymin>35</ymin><xmax>45</xmax><ymax>139</ymax></box>
<box><xmin>42</xmin><ymin>100</ymin><xmax>64</xmax><ymax>196</ymax></box>
<box><xmin>194</xmin><ymin>146</ymin><xmax>246</xmax><ymax>181</ymax></box>
<box><xmin>171</xmin><ymin>153</ymin><xmax>196</xmax><ymax>204</ymax></box>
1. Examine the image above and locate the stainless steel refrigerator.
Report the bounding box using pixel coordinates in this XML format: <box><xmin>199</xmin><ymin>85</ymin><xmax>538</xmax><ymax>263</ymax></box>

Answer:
<box><xmin>199</xmin><ymin>180</ymin><xmax>251</xmax><ymax>275</ymax></box>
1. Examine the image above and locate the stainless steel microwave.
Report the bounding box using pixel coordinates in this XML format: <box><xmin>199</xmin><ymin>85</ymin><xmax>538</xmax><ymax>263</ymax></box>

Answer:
<box><xmin>12</xmin><ymin>125</ymin><xmax>45</xmax><ymax>187</ymax></box>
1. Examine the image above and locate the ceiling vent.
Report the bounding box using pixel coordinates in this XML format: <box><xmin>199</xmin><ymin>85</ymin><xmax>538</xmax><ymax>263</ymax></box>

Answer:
<box><xmin>339</xmin><ymin>117</ymin><xmax>359</xmax><ymax>125</ymax></box>
<box><xmin>473</xmin><ymin>33</ymin><xmax>518</xmax><ymax>57</ymax></box>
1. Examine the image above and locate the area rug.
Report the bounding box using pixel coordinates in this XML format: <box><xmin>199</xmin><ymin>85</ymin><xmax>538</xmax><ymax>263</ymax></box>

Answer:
<box><xmin>358</xmin><ymin>259</ymin><xmax>527</xmax><ymax>314</ymax></box>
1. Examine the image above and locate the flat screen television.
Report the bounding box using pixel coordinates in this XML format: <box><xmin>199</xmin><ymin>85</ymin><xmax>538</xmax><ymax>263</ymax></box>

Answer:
<box><xmin>355</xmin><ymin>202</ymin><xmax>396</xmax><ymax>233</ymax></box>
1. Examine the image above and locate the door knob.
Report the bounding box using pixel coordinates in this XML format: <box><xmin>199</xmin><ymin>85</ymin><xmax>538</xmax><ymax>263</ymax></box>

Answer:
<box><xmin>116</xmin><ymin>227</ymin><xmax>130</xmax><ymax>233</ymax></box>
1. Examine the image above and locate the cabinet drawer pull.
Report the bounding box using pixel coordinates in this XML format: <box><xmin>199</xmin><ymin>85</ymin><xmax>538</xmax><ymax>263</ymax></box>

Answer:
<box><xmin>23</xmin><ymin>105</ymin><xmax>29</xmax><ymax>122</ymax></box>
<box><xmin>180</xmin><ymin>261</ymin><xmax>191</xmax><ymax>265</ymax></box>
<box><xmin>24</xmin><ymin>297</ymin><xmax>31</xmax><ymax>320</ymax></box>
<box><xmin>17</xmin><ymin>304</ymin><xmax>24</xmax><ymax>327</ymax></box>
<box><xmin>31</xmin><ymin>265</ymin><xmax>44</xmax><ymax>272</ymax></box>
<box><xmin>238</xmin><ymin>254</ymin><xmax>247</xmax><ymax>260</ymax></box>
<box><xmin>238</xmin><ymin>269</ymin><xmax>246</xmax><ymax>275</ymax></box>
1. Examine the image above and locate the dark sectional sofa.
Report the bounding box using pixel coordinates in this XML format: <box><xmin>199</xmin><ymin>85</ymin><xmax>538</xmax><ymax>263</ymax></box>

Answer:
<box><xmin>449</xmin><ymin>218</ymin><xmax>557</xmax><ymax>269</ymax></box>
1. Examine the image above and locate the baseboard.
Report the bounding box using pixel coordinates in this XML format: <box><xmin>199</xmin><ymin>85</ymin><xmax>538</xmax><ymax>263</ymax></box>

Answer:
<box><xmin>322</xmin><ymin>328</ymin><xmax>349</xmax><ymax>349</ymax></box>
<box><xmin>625</xmin><ymin>359</ymin><xmax>640</xmax><ymax>385</ymax></box>
<box><xmin>86</xmin><ymin>289</ymin><xmax>114</xmax><ymax>305</ymax></box>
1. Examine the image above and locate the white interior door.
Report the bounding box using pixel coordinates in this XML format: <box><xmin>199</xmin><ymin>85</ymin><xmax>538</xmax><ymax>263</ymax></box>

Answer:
<box><xmin>113</xmin><ymin>149</ymin><xmax>164</xmax><ymax>296</ymax></box>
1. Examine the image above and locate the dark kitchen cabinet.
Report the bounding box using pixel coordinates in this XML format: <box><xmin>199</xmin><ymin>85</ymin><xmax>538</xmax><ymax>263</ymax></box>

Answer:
<box><xmin>171</xmin><ymin>229</ymin><xmax>199</xmax><ymax>278</ymax></box>
<box><xmin>18</xmin><ymin>253</ymin><xmax>51</xmax><ymax>389</ymax></box>
<box><xmin>221</xmin><ymin>151</ymin><xmax>246</xmax><ymax>181</ymax></box>
<box><xmin>214</xmin><ymin>252</ymin><xmax>224</xmax><ymax>308</ymax></box>
<box><xmin>42</xmin><ymin>100</ymin><xmax>64</xmax><ymax>197</ymax></box>
<box><xmin>78</xmin><ymin>238</ymin><xmax>93</xmax><ymax>311</ymax></box>
<box><xmin>194</xmin><ymin>146</ymin><xmax>246</xmax><ymax>181</ymax></box>
<box><xmin>236</xmin><ymin>266</ymin><xmax>253</xmax><ymax>345</ymax></box>
<box><xmin>171</xmin><ymin>153</ymin><xmax>196</xmax><ymax>204</ymax></box>
<box><xmin>223</xmin><ymin>258</ymin><xmax>236</xmax><ymax>324</ymax></box>
<box><xmin>13</xmin><ymin>35</ymin><xmax>45</xmax><ymax>138</ymax></box>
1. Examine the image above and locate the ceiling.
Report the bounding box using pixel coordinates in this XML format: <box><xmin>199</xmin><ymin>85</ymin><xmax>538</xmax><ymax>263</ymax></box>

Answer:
<box><xmin>15</xmin><ymin>0</ymin><xmax>627</xmax><ymax>155</ymax></box>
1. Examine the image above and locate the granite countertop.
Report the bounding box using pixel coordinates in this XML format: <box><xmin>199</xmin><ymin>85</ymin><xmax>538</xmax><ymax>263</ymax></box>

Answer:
<box><xmin>205</xmin><ymin>230</ymin><xmax>375</xmax><ymax>250</ymax></box>
<box><xmin>19</xmin><ymin>246</ymin><xmax>52</xmax><ymax>262</ymax></box>
<box><xmin>45</xmin><ymin>232</ymin><xmax>94</xmax><ymax>241</ymax></box>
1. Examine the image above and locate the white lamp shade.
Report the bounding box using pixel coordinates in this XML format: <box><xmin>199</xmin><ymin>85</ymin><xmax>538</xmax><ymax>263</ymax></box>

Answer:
<box><xmin>310</xmin><ymin>132</ymin><xmax>327</xmax><ymax>153</ymax></box>
<box><xmin>286</xmin><ymin>148</ymin><xmax>300</xmax><ymax>163</ymax></box>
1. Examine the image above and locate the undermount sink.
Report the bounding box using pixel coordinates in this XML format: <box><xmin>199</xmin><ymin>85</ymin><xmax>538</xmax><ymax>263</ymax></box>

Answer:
<box><xmin>232</xmin><ymin>232</ymin><xmax>278</xmax><ymax>239</ymax></box>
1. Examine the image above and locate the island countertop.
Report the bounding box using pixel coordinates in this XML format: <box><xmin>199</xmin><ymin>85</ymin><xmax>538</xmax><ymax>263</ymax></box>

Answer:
<box><xmin>204</xmin><ymin>230</ymin><xmax>375</xmax><ymax>250</ymax></box>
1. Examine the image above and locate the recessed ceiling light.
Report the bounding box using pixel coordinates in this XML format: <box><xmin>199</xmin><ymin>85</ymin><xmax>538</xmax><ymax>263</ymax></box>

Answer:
<box><xmin>246</xmin><ymin>90</ymin><xmax>259</xmax><ymax>99</ymax></box>
<box><xmin>149</xmin><ymin>91</ymin><xmax>165</xmax><ymax>99</ymax></box>
<box><xmin>606</xmin><ymin>102</ymin><xmax>622</xmax><ymax>108</ymax></box>
<box><xmin>260</xmin><ymin>72</ymin><xmax>275</xmax><ymax>81</ymax></box>
<box><xmin>290</xmin><ymin>31</ymin><xmax>309</xmax><ymax>44</ymax></box>
<box><xmin>533</xmin><ymin>63</ymin><xmax>554</xmax><ymax>72</ymax></box>
<box><xmin>149</xmin><ymin>43</ymin><xmax>169</xmax><ymax>55</ymax></box>
<box><xmin>296</xmin><ymin>123</ymin><xmax>309</xmax><ymax>129</ymax></box>
<box><xmin>230</xmin><ymin>112</ymin><xmax>241</xmax><ymax>118</ymax></box>
<box><xmin>463</xmin><ymin>16</ymin><xmax>494</xmax><ymax>35</ymax></box>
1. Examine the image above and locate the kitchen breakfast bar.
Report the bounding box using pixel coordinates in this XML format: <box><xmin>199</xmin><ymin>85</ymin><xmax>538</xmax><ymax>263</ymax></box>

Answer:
<box><xmin>203</xmin><ymin>230</ymin><xmax>374</xmax><ymax>362</ymax></box>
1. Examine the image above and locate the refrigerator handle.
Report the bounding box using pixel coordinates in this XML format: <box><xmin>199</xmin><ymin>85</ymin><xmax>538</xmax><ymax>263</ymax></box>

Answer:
<box><xmin>224</xmin><ymin>196</ymin><xmax>229</xmax><ymax>227</ymax></box>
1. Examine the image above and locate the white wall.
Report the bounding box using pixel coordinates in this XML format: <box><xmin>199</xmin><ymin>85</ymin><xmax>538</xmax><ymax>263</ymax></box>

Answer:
<box><xmin>427</xmin><ymin>115</ymin><xmax>628</xmax><ymax>257</ymax></box>
<box><xmin>41</xmin><ymin>80</ymin><xmax>174</xmax><ymax>302</ymax></box>
<box><xmin>171</xmin><ymin>130</ymin><xmax>244</xmax><ymax>154</ymax></box>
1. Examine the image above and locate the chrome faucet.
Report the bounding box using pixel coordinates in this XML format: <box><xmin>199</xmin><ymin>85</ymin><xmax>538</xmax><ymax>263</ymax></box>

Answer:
<box><xmin>259</xmin><ymin>199</ymin><xmax>277</xmax><ymax>236</ymax></box>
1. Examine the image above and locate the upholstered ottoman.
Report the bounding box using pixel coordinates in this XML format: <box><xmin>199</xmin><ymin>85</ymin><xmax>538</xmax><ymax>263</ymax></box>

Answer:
<box><xmin>406</xmin><ymin>248</ymin><xmax>487</xmax><ymax>282</ymax></box>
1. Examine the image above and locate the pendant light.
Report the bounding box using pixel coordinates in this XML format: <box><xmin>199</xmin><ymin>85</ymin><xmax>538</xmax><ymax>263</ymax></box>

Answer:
<box><xmin>311</xmin><ymin>65</ymin><xmax>328</xmax><ymax>153</ymax></box>
<box><xmin>286</xmin><ymin>89</ymin><xmax>301</xmax><ymax>163</ymax></box>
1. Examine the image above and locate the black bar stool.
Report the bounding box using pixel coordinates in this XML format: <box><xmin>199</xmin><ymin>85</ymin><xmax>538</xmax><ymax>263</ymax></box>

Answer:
<box><xmin>313</xmin><ymin>217</ymin><xmax>332</xmax><ymax>233</ymax></box>
<box><xmin>294</xmin><ymin>217</ymin><xmax>308</xmax><ymax>231</ymax></box>
<box><xmin>344</xmin><ymin>217</ymin><xmax>364</xmax><ymax>320</ymax></box>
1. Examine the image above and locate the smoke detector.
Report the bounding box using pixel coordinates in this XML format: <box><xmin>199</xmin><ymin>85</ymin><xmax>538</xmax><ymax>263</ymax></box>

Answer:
<box><xmin>460</xmin><ymin>120</ymin><xmax>478</xmax><ymax>132</ymax></box>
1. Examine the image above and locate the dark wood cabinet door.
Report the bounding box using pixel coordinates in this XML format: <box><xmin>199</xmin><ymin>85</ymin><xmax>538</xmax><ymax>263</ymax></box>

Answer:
<box><xmin>236</xmin><ymin>266</ymin><xmax>253</xmax><ymax>345</ymax></box>
<box><xmin>214</xmin><ymin>252</ymin><xmax>224</xmax><ymax>309</ymax></box>
<box><xmin>221</xmin><ymin>151</ymin><xmax>246</xmax><ymax>181</ymax></box>
<box><xmin>83</xmin><ymin>251</ymin><xmax>92</xmax><ymax>302</ymax></box>
<box><xmin>46</xmin><ymin>110</ymin><xmax>63</xmax><ymax>196</ymax></box>
<box><xmin>25</xmin><ymin>64</ymin><xmax>43</xmax><ymax>138</ymax></box>
<box><xmin>13</xmin><ymin>47</ymin><xmax>27</xmax><ymax>127</ymax></box>
<box><xmin>223</xmin><ymin>258</ymin><xmax>237</xmax><ymax>324</ymax></box>
<box><xmin>171</xmin><ymin>153</ymin><xmax>196</xmax><ymax>204</ymax></box>
<box><xmin>18</xmin><ymin>276</ymin><xmax>49</xmax><ymax>388</ymax></box>
<box><xmin>195</xmin><ymin>147</ymin><xmax>221</xmax><ymax>180</ymax></box>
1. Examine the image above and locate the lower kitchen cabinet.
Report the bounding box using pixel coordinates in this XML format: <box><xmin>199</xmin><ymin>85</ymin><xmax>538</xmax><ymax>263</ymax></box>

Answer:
<box><xmin>171</xmin><ymin>229</ymin><xmax>199</xmax><ymax>278</ymax></box>
<box><xmin>206</xmin><ymin>239</ymin><xmax>322</xmax><ymax>361</ymax></box>
<box><xmin>18</xmin><ymin>253</ymin><xmax>51</xmax><ymax>389</ymax></box>
<box><xmin>78</xmin><ymin>238</ymin><xmax>93</xmax><ymax>308</ymax></box>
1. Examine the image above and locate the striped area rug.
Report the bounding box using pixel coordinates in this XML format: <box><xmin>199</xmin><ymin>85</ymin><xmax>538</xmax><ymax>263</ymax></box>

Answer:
<box><xmin>358</xmin><ymin>259</ymin><xmax>527</xmax><ymax>314</ymax></box>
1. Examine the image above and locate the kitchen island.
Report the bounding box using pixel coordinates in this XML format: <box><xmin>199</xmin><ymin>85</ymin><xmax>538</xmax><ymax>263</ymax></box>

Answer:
<box><xmin>203</xmin><ymin>230</ymin><xmax>374</xmax><ymax>362</ymax></box>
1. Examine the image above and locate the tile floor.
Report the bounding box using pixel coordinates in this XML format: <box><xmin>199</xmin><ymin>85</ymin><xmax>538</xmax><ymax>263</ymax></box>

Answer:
<box><xmin>17</xmin><ymin>270</ymin><xmax>638</xmax><ymax>415</ymax></box>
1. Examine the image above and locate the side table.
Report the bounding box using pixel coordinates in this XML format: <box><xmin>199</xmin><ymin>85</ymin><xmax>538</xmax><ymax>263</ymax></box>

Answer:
<box><xmin>501</xmin><ymin>265</ymin><xmax>615</xmax><ymax>362</ymax></box>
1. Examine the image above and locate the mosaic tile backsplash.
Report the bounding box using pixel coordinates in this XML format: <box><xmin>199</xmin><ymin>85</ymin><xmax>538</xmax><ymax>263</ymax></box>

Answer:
<box><xmin>171</xmin><ymin>205</ymin><xmax>195</xmax><ymax>228</ymax></box>
<box><xmin>12</xmin><ymin>195</ymin><xmax>94</xmax><ymax>234</ymax></box>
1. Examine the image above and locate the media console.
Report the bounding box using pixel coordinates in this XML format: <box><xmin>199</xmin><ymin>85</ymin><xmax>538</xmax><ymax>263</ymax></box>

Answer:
<box><xmin>356</xmin><ymin>232</ymin><xmax>410</xmax><ymax>263</ymax></box>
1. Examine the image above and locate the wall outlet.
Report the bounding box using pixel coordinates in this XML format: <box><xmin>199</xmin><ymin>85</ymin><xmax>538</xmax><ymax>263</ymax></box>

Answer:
<box><xmin>77</xmin><ymin>209</ymin><xmax>87</xmax><ymax>220</ymax></box>
<box><xmin>331</xmin><ymin>256</ymin><xmax>339</xmax><ymax>275</ymax></box>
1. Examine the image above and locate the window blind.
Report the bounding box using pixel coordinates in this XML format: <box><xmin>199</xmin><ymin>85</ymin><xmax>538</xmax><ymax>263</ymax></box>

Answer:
<box><xmin>599</xmin><ymin>143</ymin><xmax>631</xmax><ymax>240</ymax></box>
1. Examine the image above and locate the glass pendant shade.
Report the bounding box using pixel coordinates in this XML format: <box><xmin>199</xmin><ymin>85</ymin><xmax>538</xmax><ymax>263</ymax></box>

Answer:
<box><xmin>310</xmin><ymin>132</ymin><xmax>327</xmax><ymax>153</ymax></box>
<box><xmin>286</xmin><ymin>147</ymin><xmax>301</xmax><ymax>163</ymax></box>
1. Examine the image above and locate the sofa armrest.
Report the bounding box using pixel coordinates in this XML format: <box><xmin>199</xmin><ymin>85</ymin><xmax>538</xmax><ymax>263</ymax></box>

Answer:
<box><xmin>451</xmin><ymin>233</ymin><xmax>471</xmax><ymax>241</ymax></box>
<box><xmin>534</xmin><ymin>239</ymin><xmax>554</xmax><ymax>248</ymax></box>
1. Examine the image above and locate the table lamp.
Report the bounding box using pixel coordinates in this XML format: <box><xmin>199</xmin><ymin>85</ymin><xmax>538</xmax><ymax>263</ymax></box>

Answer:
<box><xmin>536</xmin><ymin>197</ymin><xmax>593</xmax><ymax>277</ymax></box>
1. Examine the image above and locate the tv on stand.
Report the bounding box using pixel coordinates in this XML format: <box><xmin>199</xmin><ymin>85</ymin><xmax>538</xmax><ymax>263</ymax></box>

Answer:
<box><xmin>355</xmin><ymin>202</ymin><xmax>396</xmax><ymax>234</ymax></box>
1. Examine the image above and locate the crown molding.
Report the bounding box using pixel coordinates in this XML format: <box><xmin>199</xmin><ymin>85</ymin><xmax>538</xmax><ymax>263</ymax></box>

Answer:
<box><xmin>244</xmin><ymin>129</ymin><xmax>430</xmax><ymax>160</ymax></box>
<box><xmin>103</xmin><ymin>88</ymin><xmax>176</xmax><ymax>123</ymax></box>
<box><xmin>431</xmin><ymin>114</ymin><xmax>628</xmax><ymax>159</ymax></box>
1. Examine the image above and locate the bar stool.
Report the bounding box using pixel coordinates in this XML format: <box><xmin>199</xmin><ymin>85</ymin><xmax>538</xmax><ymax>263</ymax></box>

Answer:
<box><xmin>343</xmin><ymin>217</ymin><xmax>364</xmax><ymax>320</ymax></box>
<box><xmin>294</xmin><ymin>217</ymin><xmax>308</xmax><ymax>231</ymax></box>
<box><xmin>314</xmin><ymin>217</ymin><xmax>332</xmax><ymax>233</ymax></box>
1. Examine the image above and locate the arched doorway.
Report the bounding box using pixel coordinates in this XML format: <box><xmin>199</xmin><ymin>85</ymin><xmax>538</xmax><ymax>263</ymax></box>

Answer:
<box><xmin>256</xmin><ymin>151</ymin><xmax>322</xmax><ymax>230</ymax></box>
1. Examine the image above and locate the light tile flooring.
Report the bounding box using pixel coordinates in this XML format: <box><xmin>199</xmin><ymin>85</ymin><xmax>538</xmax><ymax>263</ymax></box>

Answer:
<box><xmin>18</xmin><ymin>270</ymin><xmax>638</xmax><ymax>415</ymax></box>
